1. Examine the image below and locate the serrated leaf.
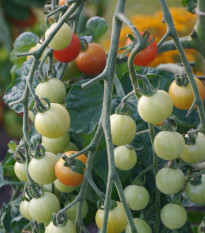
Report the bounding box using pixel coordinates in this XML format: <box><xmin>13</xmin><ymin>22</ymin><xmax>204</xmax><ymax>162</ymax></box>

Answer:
<box><xmin>86</xmin><ymin>16</ymin><xmax>108</xmax><ymax>41</ymax></box>
<box><xmin>66</xmin><ymin>80</ymin><xmax>103</xmax><ymax>134</ymax></box>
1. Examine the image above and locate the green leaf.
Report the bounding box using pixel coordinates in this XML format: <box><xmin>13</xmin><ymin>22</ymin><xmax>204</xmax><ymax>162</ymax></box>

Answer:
<box><xmin>86</xmin><ymin>16</ymin><xmax>108</xmax><ymax>41</ymax></box>
<box><xmin>0</xmin><ymin>7</ymin><xmax>11</xmax><ymax>51</ymax></box>
<box><xmin>181</xmin><ymin>0</ymin><xmax>198</xmax><ymax>13</ymax></box>
<box><xmin>11</xmin><ymin>216</ymin><xmax>29</xmax><ymax>233</ymax></box>
<box><xmin>10</xmin><ymin>32</ymin><xmax>39</xmax><ymax>68</ymax></box>
<box><xmin>66</xmin><ymin>80</ymin><xmax>103</xmax><ymax>134</ymax></box>
<box><xmin>8</xmin><ymin>141</ymin><xmax>17</xmax><ymax>152</ymax></box>
<box><xmin>2</xmin><ymin>148</ymin><xmax>16</xmax><ymax>179</ymax></box>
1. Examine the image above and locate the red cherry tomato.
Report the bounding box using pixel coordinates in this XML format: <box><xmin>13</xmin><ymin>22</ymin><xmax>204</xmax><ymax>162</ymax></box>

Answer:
<box><xmin>76</xmin><ymin>43</ymin><xmax>106</xmax><ymax>75</ymax></box>
<box><xmin>53</xmin><ymin>33</ymin><xmax>81</xmax><ymax>63</ymax></box>
<box><xmin>126</xmin><ymin>32</ymin><xmax>157</xmax><ymax>66</ymax></box>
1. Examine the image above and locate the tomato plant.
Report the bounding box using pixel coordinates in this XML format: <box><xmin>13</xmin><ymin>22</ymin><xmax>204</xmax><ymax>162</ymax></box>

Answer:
<box><xmin>19</xmin><ymin>200</ymin><xmax>32</xmax><ymax>221</ymax></box>
<box><xmin>54</xmin><ymin>179</ymin><xmax>76</xmax><ymax>193</ymax></box>
<box><xmin>126</xmin><ymin>32</ymin><xmax>157</xmax><ymax>66</ymax></box>
<box><xmin>14</xmin><ymin>161</ymin><xmax>27</xmax><ymax>182</ymax></box>
<box><xmin>125</xmin><ymin>218</ymin><xmax>152</xmax><ymax>233</ymax></box>
<box><xmin>76</xmin><ymin>43</ymin><xmax>106</xmax><ymax>75</ymax></box>
<box><xmin>45</xmin><ymin>219</ymin><xmax>77</xmax><ymax>233</ymax></box>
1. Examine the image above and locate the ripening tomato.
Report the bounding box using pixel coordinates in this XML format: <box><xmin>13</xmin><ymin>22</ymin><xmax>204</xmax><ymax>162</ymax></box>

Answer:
<box><xmin>137</xmin><ymin>90</ymin><xmax>173</xmax><ymax>124</ymax></box>
<box><xmin>34</xmin><ymin>103</ymin><xmax>70</xmax><ymax>138</ymax></box>
<box><xmin>55</xmin><ymin>151</ymin><xmax>87</xmax><ymax>186</ymax></box>
<box><xmin>160</xmin><ymin>203</ymin><xmax>187</xmax><ymax>230</ymax></box>
<box><xmin>125</xmin><ymin>218</ymin><xmax>152</xmax><ymax>233</ymax></box>
<box><xmin>19</xmin><ymin>200</ymin><xmax>32</xmax><ymax>221</ymax></box>
<box><xmin>154</xmin><ymin>131</ymin><xmax>185</xmax><ymax>160</ymax></box>
<box><xmin>180</xmin><ymin>133</ymin><xmax>205</xmax><ymax>164</ymax></box>
<box><xmin>35</xmin><ymin>78</ymin><xmax>66</xmax><ymax>104</ymax></box>
<box><xmin>45</xmin><ymin>219</ymin><xmax>77</xmax><ymax>233</ymax></box>
<box><xmin>54</xmin><ymin>179</ymin><xmax>76</xmax><ymax>193</ymax></box>
<box><xmin>59</xmin><ymin>0</ymin><xmax>66</xmax><ymax>5</ymax></box>
<box><xmin>169</xmin><ymin>77</ymin><xmax>205</xmax><ymax>110</ymax></box>
<box><xmin>110</xmin><ymin>114</ymin><xmax>137</xmax><ymax>146</ymax></box>
<box><xmin>54</xmin><ymin>33</ymin><xmax>81</xmax><ymax>63</ymax></box>
<box><xmin>76</xmin><ymin>43</ymin><xmax>106</xmax><ymax>75</ymax></box>
<box><xmin>29</xmin><ymin>192</ymin><xmax>60</xmax><ymax>223</ymax></box>
<box><xmin>156</xmin><ymin>167</ymin><xmax>185</xmax><ymax>195</ymax></box>
<box><xmin>125</xmin><ymin>32</ymin><xmax>157</xmax><ymax>66</ymax></box>
<box><xmin>95</xmin><ymin>201</ymin><xmax>127</xmax><ymax>233</ymax></box>
<box><xmin>45</xmin><ymin>23</ymin><xmax>73</xmax><ymax>50</ymax></box>
<box><xmin>14</xmin><ymin>161</ymin><xmax>27</xmax><ymax>182</ymax></box>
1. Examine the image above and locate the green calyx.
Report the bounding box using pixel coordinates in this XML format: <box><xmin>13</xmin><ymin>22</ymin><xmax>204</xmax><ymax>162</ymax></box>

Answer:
<box><xmin>175</xmin><ymin>73</ymin><xmax>189</xmax><ymax>87</ymax></box>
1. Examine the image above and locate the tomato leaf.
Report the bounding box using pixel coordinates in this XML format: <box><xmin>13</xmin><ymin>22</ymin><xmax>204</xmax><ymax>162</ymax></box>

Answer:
<box><xmin>86</xmin><ymin>16</ymin><xmax>108</xmax><ymax>41</ymax></box>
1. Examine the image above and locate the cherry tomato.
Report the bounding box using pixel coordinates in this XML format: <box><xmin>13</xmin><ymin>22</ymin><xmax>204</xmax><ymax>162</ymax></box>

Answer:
<box><xmin>54</xmin><ymin>179</ymin><xmax>76</xmax><ymax>193</ymax></box>
<box><xmin>45</xmin><ymin>23</ymin><xmax>72</xmax><ymax>50</ymax></box>
<box><xmin>55</xmin><ymin>151</ymin><xmax>87</xmax><ymax>187</ymax></box>
<box><xmin>65</xmin><ymin>195</ymin><xmax>88</xmax><ymax>220</ymax></box>
<box><xmin>63</xmin><ymin>142</ymin><xmax>79</xmax><ymax>152</ymax></box>
<box><xmin>185</xmin><ymin>176</ymin><xmax>205</xmax><ymax>204</ymax></box>
<box><xmin>95</xmin><ymin>201</ymin><xmax>127</xmax><ymax>233</ymax></box>
<box><xmin>14</xmin><ymin>161</ymin><xmax>27</xmax><ymax>182</ymax></box>
<box><xmin>45</xmin><ymin>218</ymin><xmax>77</xmax><ymax>233</ymax></box>
<box><xmin>34</xmin><ymin>103</ymin><xmax>70</xmax><ymax>138</ymax></box>
<box><xmin>54</xmin><ymin>33</ymin><xmax>81</xmax><ymax>63</ymax></box>
<box><xmin>29</xmin><ymin>192</ymin><xmax>60</xmax><ymax>223</ymax></box>
<box><xmin>124</xmin><ymin>185</ymin><xmax>150</xmax><ymax>211</ymax></box>
<box><xmin>19</xmin><ymin>200</ymin><xmax>32</xmax><ymax>221</ymax></box>
<box><xmin>42</xmin><ymin>132</ymin><xmax>70</xmax><ymax>154</ymax></box>
<box><xmin>156</xmin><ymin>167</ymin><xmax>185</xmax><ymax>195</ymax></box>
<box><xmin>114</xmin><ymin>145</ymin><xmax>137</xmax><ymax>170</ymax></box>
<box><xmin>28</xmin><ymin>152</ymin><xmax>58</xmax><ymax>185</ymax></box>
<box><xmin>125</xmin><ymin>32</ymin><xmax>157</xmax><ymax>66</ymax></box>
<box><xmin>110</xmin><ymin>114</ymin><xmax>137</xmax><ymax>146</ymax></box>
<box><xmin>137</xmin><ymin>90</ymin><xmax>173</xmax><ymax>124</ymax></box>
<box><xmin>76</xmin><ymin>43</ymin><xmax>106</xmax><ymax>75</ymax></box>
<box><xmin>125</xmin><ymin>218</ymin><xmax>152</xmax><ymax>233</ymax></box>
<box><xmin>169</xmin><ymin>77</ymin><xmax>205</xmax><ymax>110</ymax></box>
<box><xmin>59</xmin><ymin>0</ymin><xmax>66</xmax><ymax>5</ymax></box>
<box><xmin>62</xmin><ymin>61</ymin><xmax>81</xmax><ymax>81</ymax></box>
<box><xmin>154</xmin><ymin>131</ymin><xmax>185</xmax><ymax>160</ymax></box>
<box><xmin>160</xmin><ymin>203</ymin><xmax>187</xmax><ymax>230</ymax></box>
<box><xmin>180</xmin><ymin>133</ymin><xmax>205</xmax><ymax>164</ymax></box>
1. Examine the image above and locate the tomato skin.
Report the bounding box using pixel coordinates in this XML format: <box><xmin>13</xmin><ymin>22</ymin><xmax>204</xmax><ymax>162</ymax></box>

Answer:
<box><xmin>45</xmin><ymin>219</ymin><xmax>77</xmax><ymax>233</ymax></box>
<box><xmin>185</xmin><ymin>177</ymin><xmax>205</xmax><ymax>204</ymax></box>
<box><xmin>55</xmin><ymin>151</ymin><xmax>87</xmax><ymax>187</ymax></box>
<box><xmin>19</xmin><ymin>200</ymin><xmax>32</xmax><ymax>221</ymax></box>
<box><xmin>54</xmin><ymin>33</ymin><xmax>81</xmax><ymax>63</ymax></box>
<box><xmin>156</xmin><ymin>167</ymin><xmax>185</xmax><ymax>195</ymax></box>
<box><xmin>110</xmin><ymin>114</ymin><xmax>137</xmax><ymax>146</ymax></box>
<box><xmin>124</xmin><ymin>185</ymin><xmax>149</xmax><ymax>211</ymax></box>
<box><xmin>14</xmin><ymin>161</ymin><xmax>27</xmax><ymax>182</ymax></box>
<box><xmin>169</xmin><ymin>77</ymin><xmax>205</xmax><ymax>110</ymax></box>
<box><xmin>95</xmin><ymin>201</ymin><xmax>127</xmax><ymax>233</ymax></box>
<box><xmin>76</xmin><ymin>43</ymin><xmax>106</xmax><ymax>75</ymax></box>
<box><xmin>54</xmin><ymin>179</ymin><xmax>76</xmax><ymax>193</ymax></box>
<box><xmin>34</xmin><ymin>103</ymin><xmax>70</xmax><ymax>138</ymax></box>
<box><xmin>125</xmin><ymin>218</ymin><xmax>152</xmax><ymax>233</ymax></box>
<box><xmin>180</xmin><ymin>133</ymin><xmax>205</xmax><ymax>164</ymax></box>
<box><xmin>29</xmin><ymin>192</ymin><xmax>60</xmax><ymax>223</ymax></box>
<box><xmin>126</xmin><ymin>32</ymin><xmax>157</xmax><ymax>66</ymax></box>
<box><xmin>42</xmin><ymin>132</ymin><xmax>70</xmax><ymax>154</ymax></box>
<box><xmin>28</xmin><ymin>152</ymin><xmax>58</xmax><ymax>185</ymax></box>
<box><xmin>114</xmin><ymin>146</ymin><xmax>137</xmax><ymax>170</ymax></box>
<box><xmin>137</xmin><ymin>90</ymin><xmax>173</xmax><ymax>124</ymax></box>
<box><xmin>45</xmin><ymin>23</ymin><xmax>73</xmax><ymax>51</ymax></box>
<box><xmin>63</xmin><ymin>142</ymin><xmax>79</xmax><ymax>152</ymax></box>
<box><xmin>35</xmin><ymin>79</ymin><xmax>66</xmax><ymax>104</ymax></box>
<box><xmin>160</xmin><ymin>203</ymin><xmax>187</xmax><ymax>230</ymax></box>
<box><xmin>154</xmin><ymin>131</ymin><xmax>185</xmax><ymax>160</ymax></box>
<box><xmin>59</xmin><ymin>0</ymin><xmax>66</xmax><ymax>5</ymax></box>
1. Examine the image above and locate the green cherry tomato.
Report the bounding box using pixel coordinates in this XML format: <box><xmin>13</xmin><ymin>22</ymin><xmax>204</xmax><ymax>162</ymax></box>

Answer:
<box><xmin>160</xmin><ymin>203</ymin><xmax>187</xmax><ymax>230</ymax></box>
<box><xmin>154</xmin><ymin>131</ymin><xmax>185</xmax><ymax>160</ymax></box>
<box><xmin>95</xmin><ymin>201</ymin><xmax>127</xmax><ymax>233</ymax></box>
<box><xmin>19</xmin><ymin>200</ymin><xmax>32</xmax><ymax>221</ymax></box>
<box><xmin>34</xmin><ymin>103</ymin><xmax>70</xmax><ymax>138</ymax></box>
<box><xmin>14</xmin><ymin>161</ymin><xmax>27</xmax><ymax>182</ymax></box>
<box><xmin>156</xmin><ymin>167</ymin><xmax>185</xmax><ymax>195</ymax></box>
<box><xmin>110</xmin><ymin>114</ymin><xmax>137</xmax><ymax>146</ymax></box>
<box><xmin>114</xmin><ymin>145</ymin><xmax>137</xmax><ymax>170</ymax></box>
<box><xmin>137</xmin><ymin>90</ymin><xmax>173</xmax><ymax>124</ymax></box>
<box><xmin>28</xmin><ymin>152</ymin><xmax>58</xmax><ymax>185</ymax></box>
<box><xmin>185</xmin><ymin>176</ymin><xmax>205</xmax><ymax>204</ymax></box>
<box><xmin>125</xmin><ymin>218</ymin><xmax>152</xmax><ymax>233</ymax></box>
<box><xmin>35</xmin><ymin>79</ymin><xmax>66</xmax><ymax>104</ymax></box>
<box><xmin>63</xmin><ymin>142</ymin><xmax>79</xmax><ymax>152</ymax></box>
<box><xmin>29</xmin><ymin>192</ymin><xmax>60</xmax><ymax>223</ymax></box>
<box><xmin>45</xmin><ymin>219</ymin><xmax>77</xmax><ymax>233</ymax></box>
<box><xmin>42</xmin><ymin>132</ymin><xmax>70</xmax><ymax>154</ymax></box>
<box><xmin>45</xmin><ymin>23</ymin><xmax>73</xmax><ymax>50</ymax></box>
<box><xmin>124</xmin><ymin>185</ymin><xmax>149</xmax><ymax>211</ymax></box>
<box><xmin>65</xmin><ymin>196</ymin><xmax>88</xmax><ymax>220</ymax></box>
<box><xmin>62</xmin><ymin>61</ymin><xmax>81</xmax><ymax>81</ymax></box>
<box><xmin>180</xmin><ymin>133</ymin><xmax>205</xmax><ymax>164</ymax></box>
<box><xmin>54</xmin><ymin>179</ymin><xmax>76</xmax><ymax>193</ymax></box>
